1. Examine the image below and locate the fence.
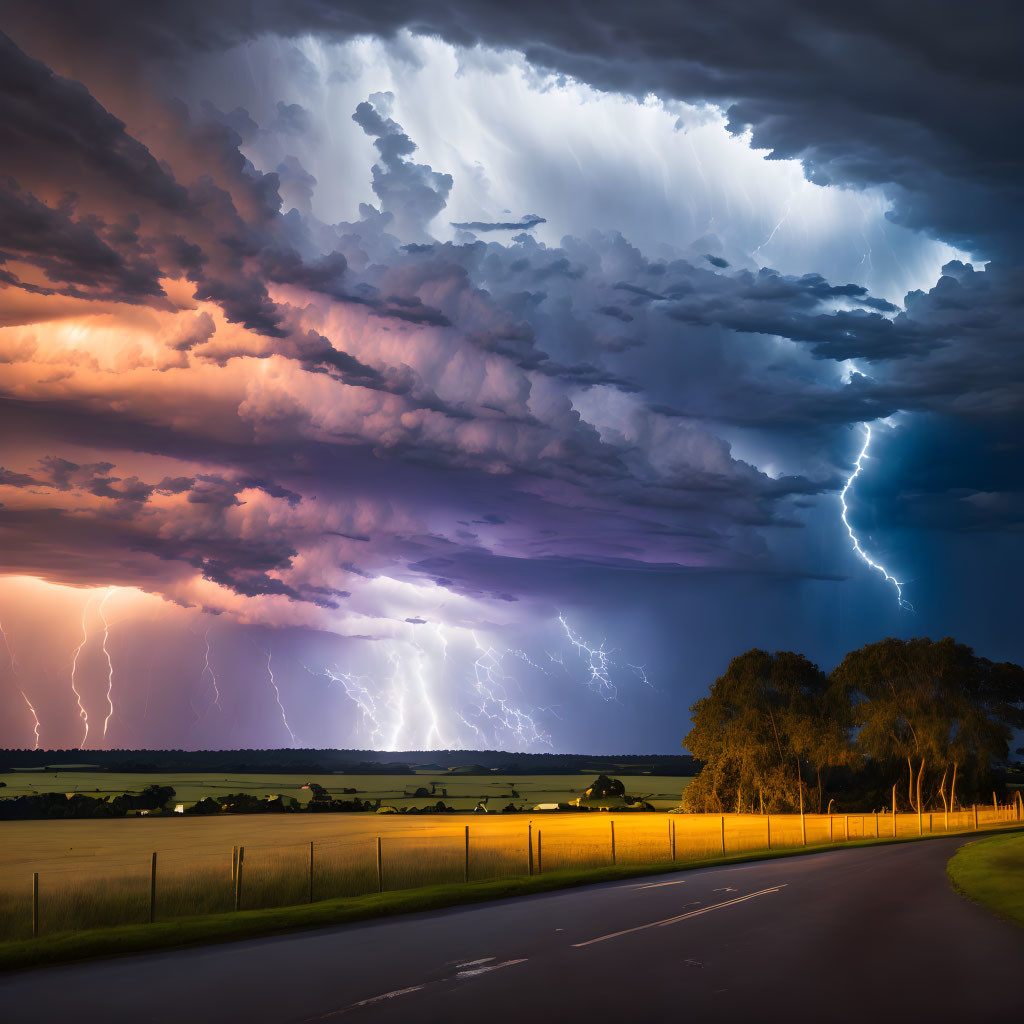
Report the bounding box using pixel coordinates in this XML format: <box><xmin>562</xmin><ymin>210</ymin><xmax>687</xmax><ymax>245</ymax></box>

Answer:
<box><xmin>3</xmin><ymin>798</ymin><xmax>1021</xmax><ymax>942</ymax></box>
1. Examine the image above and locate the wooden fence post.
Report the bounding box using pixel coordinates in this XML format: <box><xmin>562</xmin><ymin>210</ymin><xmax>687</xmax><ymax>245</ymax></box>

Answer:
<box><xmin>610</xmin><ymin>820</ymin><xmax>616</xmax><ymax>865</ymax></box>
<box><xmin>973</xmin><ymin>804</ymin><xmax>978</xmax><ymax>830</ymax></box>
<box><xmin>874</xmin><ymin>812</ymin><xmax>879</xmax><ymax>838</ymax></box>
<box><xmin>231</xmin><ymin>844</ymin><xmax>238</xmax><ymax>882</ymax></box>
<box><xmin>234</xmin><ymin>846</ymin><xmax>244</xmax><ymax>911</ymax></box>
<box><xmin>799</xmin><ymin>789</ymin><xmax>806</xmax><ymax>847</ymax></box>
<box><xmin>537</xmin><ymin>830</ymin><xmax>542</xmax><ymax>874</ymax></box>
<box><xmin>766</xmin><ymin>814</ymin><xmax>771</xmax><ymax>851</ymax></box>
<box><xmin>928</xmin><ymin>813</ymin><xmax>933</xmax><ymax>833</ymax></box>
<box><xmin>721</xmin><ymin>815</ymin><xmax>727</xmax><ymax>856</ymax></box>
<box><xmin>892</xmin><ymin>785</ymin><xmax>898</xmax><ymax>838</ymax></box>
<box><xmin>309</xmin><ymin>840</ymin><xmax>314</xmax><ymax>904</ymax></box>
<box><xmin>32</xmin><ymin>872</ymin><xmax>38</xmax><ymax>938</ymax></box>
<box><xmin>149</xmin><ymin>852</ymin><xmax>157</xmax><ymax>923</ymax></box>
<box><xmin>527</xmin><ymin>823</ymin><xmax>534</xmax><ymax>876</ymax></box>
<box><xmin>671</xmin><ymin>818</ymin><xmax>677</xmax><ymax>861</ymax></box>
<box><xmin>844</xmin><ymin>814</ymin><xmax>849</xmax><ymax>841</ymax></box>
<box><xmin>464</xmin><ymin>825</ymin><xmax>470</xmax><ymax>884</ymax></box>
<box><xmin>376</xmin><ymin>837</ymin><xmax>383</xmax><ymax>892</ymax></box>
<box><xmin>829</xmin><ymin>816</ymin><xmax>833</xmax><ymax>842</ymax></box>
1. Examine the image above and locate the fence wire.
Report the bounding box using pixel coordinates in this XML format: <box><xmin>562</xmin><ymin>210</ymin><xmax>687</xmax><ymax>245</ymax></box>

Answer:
<box><xmin>2</xmin><ymin>802</ymin><xmax>1020</xmax><ymax>941</ymax></box>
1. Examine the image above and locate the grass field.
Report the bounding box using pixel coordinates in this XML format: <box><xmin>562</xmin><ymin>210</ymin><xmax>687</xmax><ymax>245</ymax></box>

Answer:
<box><xmin>0</xmin><ymin>771</ymin><xmax>690</xmax><ymax>811</ymax></box>
<box><xmin>947</xmin><ymin>833</ymin><xmax>1024</xmax><ymax>928</ymax></box>
<box><xmin>2</xmin><ymin>798</ymin><xmax>1020</xmax><ymax>944</ymax></box>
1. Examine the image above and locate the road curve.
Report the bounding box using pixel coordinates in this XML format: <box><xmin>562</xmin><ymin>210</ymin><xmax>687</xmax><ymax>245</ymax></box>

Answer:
<box><xmin>2</xmin><ymin>836</ymin><xmax>1021</xmax><ymax>1023</ymax></box>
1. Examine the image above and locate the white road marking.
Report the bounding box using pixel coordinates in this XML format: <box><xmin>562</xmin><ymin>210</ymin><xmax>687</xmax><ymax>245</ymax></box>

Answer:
<box><xmin>713</xmin><ymin>887</ymin><xmax>737</xmax><ymax>893</ymax></box>
<box><xmin>307</xmin><ymin>984</ymin><xmax>428</xmax><ymax>1019</ymax></box>
<box><xmin>572</xmin><ymin>886</ymin><xmax>787</xmax><ymax>948</ymax></box>
<box><xmin>306</xmin><ymin>957</ymin><xmax>525</xmax><ymax>1018</ymax></box>
<box><xmin>633</xmin><ymin>879</ymin><xmax>688</xmax><ymax>890</ymax></box>
<box><xmin>455</xmin><ymin>958</ymin><xmax>528</xmax><ymax>979</ymax></box>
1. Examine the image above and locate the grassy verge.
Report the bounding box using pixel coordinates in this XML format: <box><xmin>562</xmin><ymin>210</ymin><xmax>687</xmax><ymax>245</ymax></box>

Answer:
<box><xmin>4</xmin><ymin>823</ymin><xmax>1022</xmax><ymax>974</ymax></box>
<box><xmin>947</xmin><ymin>833</ymin><xmax>1024</xmax><ymax>928</ymax></box>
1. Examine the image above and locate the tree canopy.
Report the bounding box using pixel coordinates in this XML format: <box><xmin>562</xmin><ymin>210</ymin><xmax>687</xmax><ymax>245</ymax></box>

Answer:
<box><xmin>684</xmin><ymin>637</ymin><xmax>1023</xmax><ymax>814</ymax></box>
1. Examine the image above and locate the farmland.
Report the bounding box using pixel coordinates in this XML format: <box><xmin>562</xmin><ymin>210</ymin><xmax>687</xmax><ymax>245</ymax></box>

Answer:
<box><xmin>0</xmin><ymin>770</ymin><xmax>690</xmax><ymax>811</ymax></box>
<box><xmin>2</xmin><ymin>785</ymin><xmax>1020</xmax><ymax>945</ymax></box>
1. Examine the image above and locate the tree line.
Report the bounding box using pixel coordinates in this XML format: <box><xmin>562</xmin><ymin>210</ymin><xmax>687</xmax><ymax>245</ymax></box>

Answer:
<box><xmin>682</xmin><ymin>637</ymin><xmax>1024</xmax><ymax>814</ymax></box>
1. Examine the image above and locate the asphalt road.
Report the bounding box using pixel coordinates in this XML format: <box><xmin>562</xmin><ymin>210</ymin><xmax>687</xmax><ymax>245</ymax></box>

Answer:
<box><xmin>2</xmin><ymin>836</ymin><xmax>1021</xmax><ymax>1023</ymax></box>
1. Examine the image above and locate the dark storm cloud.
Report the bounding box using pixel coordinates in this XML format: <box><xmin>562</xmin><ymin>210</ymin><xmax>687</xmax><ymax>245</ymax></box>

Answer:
<box><xmin>352</xmin><ymin>98</ymin><xmax>453</xmax><ymax>240</ymax></box>
<box><xmin>6</xmin><ymin>2</ymin><xmax>1023</xmax><ymax>259</ymax></box>
<box><xmin>450</xmin><ymin>214</ymin><xmax>546</xmax><ymax>232</ymax></box>
<box><xmin>0</xmin><ymin>183</ymin><xmax>168</xmax><ymax>303</ymax></box>
<box><xmin>1</xmin><ymin>12</ymin><xmax>1022</xmax><ymax>655</ymax></box>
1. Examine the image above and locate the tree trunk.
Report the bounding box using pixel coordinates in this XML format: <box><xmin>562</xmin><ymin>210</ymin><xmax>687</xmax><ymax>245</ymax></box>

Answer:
<box><xmin>938</xmin><ymin>765</ymin><xmax>948</xmax><ymax>813</ymax></box>
<box><xmin>908</xmin><ymin>757</ymin><xmax>916</xmax><ymax>812</ymax></box>
<box><xmin>950</xmin><ymin>762</ymin><xmax>958</xmax><ymax>812</ymax></box>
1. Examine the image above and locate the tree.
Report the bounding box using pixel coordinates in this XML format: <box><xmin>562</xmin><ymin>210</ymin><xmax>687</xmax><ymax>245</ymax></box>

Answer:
<box><xmin>830</xmin><ymin>637</ymin><xmax>1024</xmax><ymax>810</ymax></box>
<box><xmin>683</xmin><ymin>649</ymin><xmax>843</xmax><ymax>813</ymax></box>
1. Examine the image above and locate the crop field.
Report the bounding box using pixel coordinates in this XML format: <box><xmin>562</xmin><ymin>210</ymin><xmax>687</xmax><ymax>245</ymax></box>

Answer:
<box><xmin>0</xmin><ymin>771</ymin><xmax>690</xmax><ymax>811</ymax></box>
<box><xmin>1</xmin><ymin>798</ymin><xmax>1020</xmax><ymax>944</ymax></box>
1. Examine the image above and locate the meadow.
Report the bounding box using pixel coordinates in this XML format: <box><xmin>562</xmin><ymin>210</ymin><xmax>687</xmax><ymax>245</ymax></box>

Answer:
<box><xmin>0</xmin><ymin>770</ymin><xmax>689</xmax><ymax>810</ymax></box>
<box><xmin>1</xmin><ymin>789</ymin><xmax>1020</xmax><ymax>944</ymax></box>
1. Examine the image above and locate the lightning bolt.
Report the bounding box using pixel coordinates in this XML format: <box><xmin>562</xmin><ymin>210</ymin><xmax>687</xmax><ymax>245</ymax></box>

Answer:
<box><xmin>466</xmin><ymin>632</ymin><xmax>550</xmax><ymax>748</ymax></box>
<box><xmin>20</xmin><ymin>690</ymin><xmax>41</xmax><ymax>750</ymax></box>
<box><xmin>263</xmin><ymin>649</ymin><xmax>298</xmax><ymax>746</ymax></box>
<box><xmin>410</xmin><ymin>629</ymin><xmax>444</xmax><ymax>749</ymax></box>
<box><xmin>753</xmin><ymin>197</ymin><xmax>793</xmax><ymax>263</ymax></box>
<box><xmin>840</xmin><ymin>423</ymin><xmax>913</xmax><ymax>610</ymax></box>
<box><xmin>319</xmin><ymin>665</ymin><xmax>384</xmax><ymax>747</ymax></box>
<box><xmin>628</xmin><ymin>664</ymin><xmax>652</xmax><ymax>687</ymax></box>
<box><xmin>201</xmin><ymin>629</ymin><xmax>222</xmax><ymax>712</ymax></box>
<box><xmin>558</xmin><ymin>614</ymin><xmax>619</xmax><ymax>701</ymax></box>
<box><xmin>69</xmin><ymin>593</ymin><xmax>96</xmax><ymax>749</ymax></box>
<box><xmin>1</xmin><ymin>617</ymin><xmax>42</xmax><ymax>749</ymax></box>
<box><xmin>99</xmin><ymin>588</ymin><xmax>116</xmax><ymax>742</ymax></box>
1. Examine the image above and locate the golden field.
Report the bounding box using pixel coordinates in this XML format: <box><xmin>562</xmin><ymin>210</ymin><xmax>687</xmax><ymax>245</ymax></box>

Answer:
<box><xmin>1</xmin><ymin>800</ymin><xmax>1019</xmax><ymax>942</ymax></box>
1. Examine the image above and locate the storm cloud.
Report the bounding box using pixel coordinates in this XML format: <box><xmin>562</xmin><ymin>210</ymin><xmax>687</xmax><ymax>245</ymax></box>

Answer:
<box><xmin>0</xmin><ymin>7</ymin><xmax>1021</xmax><ymax>752</ymax></box>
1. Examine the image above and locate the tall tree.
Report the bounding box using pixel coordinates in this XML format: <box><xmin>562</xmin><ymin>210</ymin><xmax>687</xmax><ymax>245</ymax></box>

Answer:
<box><xmin>683</xmin><ymin>649</ymin><xmax>840</xmax><ymax>813</ymax></box>
<box><xmin>830</xmin><ymin>637</ymin><xmax>1024</xmax><ymax>810</ymax></box>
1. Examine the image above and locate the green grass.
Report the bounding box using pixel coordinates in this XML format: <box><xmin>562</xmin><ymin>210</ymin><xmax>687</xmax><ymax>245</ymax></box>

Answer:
<box><xmin>0</xmin><ymin>771</ymin><xmax>692</xmax><ymax>811</ymax></box>
<box><xmin>947</xmin><ymin>833</ymin><xmax>1024</xmax><ymax>928</ymax></box>
<box><xmin>5</xmin><ymin>823</ymin><xmax>1023</xmax><ymax>974</ymax></box>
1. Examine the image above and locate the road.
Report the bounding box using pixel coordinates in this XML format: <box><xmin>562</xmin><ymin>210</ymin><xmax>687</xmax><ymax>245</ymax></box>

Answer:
<box><xmin>2</xmin><ymin>836</ymin><xmax>1021</xmax><ymax>1023</ymax></box>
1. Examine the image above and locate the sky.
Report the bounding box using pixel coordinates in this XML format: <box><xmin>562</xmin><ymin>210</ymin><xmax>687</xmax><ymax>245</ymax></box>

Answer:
<box><xmin>1</xmin><ymin>2</ymin><xmax>1022</xmax><ymax>754</ymax></box>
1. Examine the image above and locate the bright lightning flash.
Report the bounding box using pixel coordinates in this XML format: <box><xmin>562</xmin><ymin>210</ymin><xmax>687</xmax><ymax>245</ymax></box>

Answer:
<box><xmin>69</xmin><ymin>594</ymin><xmax>96</xmax><ymax>748</ymax></box>
<box><xmin>558</xmin><ymin>614</ymin><xmax>619</xmax><ymax>700</ymax></box>
<box><xmin>319</xmin><ymin>666</ymin><xmax>384</xmax><ymax>747</ymax></box>
<box><xmin>99</xmin><ymin>588</ymin><xmax>116</xmax><ymax>742</ymax></box>
<box><xmin>466</xmin><ymin>633</ymin><xmax>550</xmax><ymax>748</ymax></box>
<box><xmin>840</xmin><ymin>424</ymin><xmax>913</xmax><ymax>610</ymax></box>
<box><xmin>1</xmin><ymin>618</ymin><xmax>42</xmax><ymax>749</ymax></box>
<box><xmin>264</xmin><ymin>649</ymin><xmax>298</xmax><ymax>746</ymax></box>
<box><xmin>201</xmin><ymin>629</ymin><xmax>222</xmax><ymax>712</ymax></box>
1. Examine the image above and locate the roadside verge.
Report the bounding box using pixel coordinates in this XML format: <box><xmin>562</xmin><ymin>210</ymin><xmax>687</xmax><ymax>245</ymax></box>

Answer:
<box><xmin>947</xmin><ymin>832</ymin><xmax>1024</xmax><ymax>928</ymax></box>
